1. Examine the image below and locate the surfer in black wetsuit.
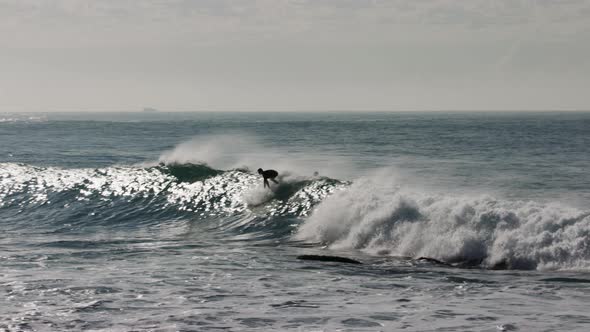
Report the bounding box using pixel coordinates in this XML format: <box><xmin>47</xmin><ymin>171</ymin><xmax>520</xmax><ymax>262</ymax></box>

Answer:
<box><xmin>258</xmin><ymin>168</ymin><xmax>279</xmax><ymax>188</ymax></box>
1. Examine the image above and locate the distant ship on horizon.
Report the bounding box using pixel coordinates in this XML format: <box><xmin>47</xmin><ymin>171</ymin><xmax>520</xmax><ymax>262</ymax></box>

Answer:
<box><xmin>142</xmin><ymin>107</ymin><xmax>159</xmax><ymax>112</ymax></box>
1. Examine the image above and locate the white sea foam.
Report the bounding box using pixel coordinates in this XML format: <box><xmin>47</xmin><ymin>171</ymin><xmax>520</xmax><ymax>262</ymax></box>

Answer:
<box><xmin>0</xmin><ymin>114</ymin><xmax>47</xmax><ymax>123</ymax></box>
<box><xmin>243</xmin><ymin>184</ymin><xmax>276</xmax><ymax>207</ymax></box>
<box><xmin>296</xmin><ymin>171</ymin><xmax>590</xmax><ymax>271</ymax></box>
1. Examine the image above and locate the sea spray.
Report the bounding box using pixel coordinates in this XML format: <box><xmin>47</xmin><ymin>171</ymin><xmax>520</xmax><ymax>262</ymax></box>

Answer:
<box><xmin>158</xmin><ymin>134</ymin><xmax>357</xmax><ymax>180</ymax></box>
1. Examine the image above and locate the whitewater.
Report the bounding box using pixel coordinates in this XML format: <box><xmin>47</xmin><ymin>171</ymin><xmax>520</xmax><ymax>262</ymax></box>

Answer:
<box><xmin>1</xmin><ymin>111</ymin><xmax>590</xmax><ymax>331</ymax></box>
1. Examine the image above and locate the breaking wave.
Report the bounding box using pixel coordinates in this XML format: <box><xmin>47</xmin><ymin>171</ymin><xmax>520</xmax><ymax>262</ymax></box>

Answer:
<box><xmin>296</xmin><ymin>173</ymin><xmax>590</xmax><ymax>271</ymax></box>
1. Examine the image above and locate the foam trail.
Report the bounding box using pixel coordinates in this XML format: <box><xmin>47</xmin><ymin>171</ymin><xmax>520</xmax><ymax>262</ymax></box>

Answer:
<box><xmin>243</xmin><ymin>185</ymin><xmax>275</xmax><ymax>207</ymax></box>
<box><xmin>296</xmin><ymin>172</ymin><xmax>590</xmax><ymax>271</ymax></box>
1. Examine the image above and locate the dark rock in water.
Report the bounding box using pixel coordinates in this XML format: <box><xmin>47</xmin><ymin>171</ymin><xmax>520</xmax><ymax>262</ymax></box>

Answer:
<box><xmin>297</xmin><ymin>255</ymin><xmax>362</xmax><ymax>265</ymax></box>
<box><xmin>416</xmin><ymin>257</ymin><xmax>453</xmax><ymax>266</ymax></box>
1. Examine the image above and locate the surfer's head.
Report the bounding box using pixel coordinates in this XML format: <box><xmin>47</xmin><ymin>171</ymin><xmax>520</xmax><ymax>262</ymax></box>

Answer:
<box><xmin>257</xmin><ymin>168</ymin><xmax>263</xmax><ymax>174</ymax></box>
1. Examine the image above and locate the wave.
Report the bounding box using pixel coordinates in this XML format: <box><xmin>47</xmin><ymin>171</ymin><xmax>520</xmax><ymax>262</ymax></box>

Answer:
<box><xmin>0</xmin><ymin>114</ymin><xmax>47</xmax><ymax>123</ymax></box>
<box><xmin>3</xmin><ymin>159</ymin><xmax>589</xmax><ymax>271</ymax></box>
<box><xmin>0</xmin><ymin>162</ymin><xmax>345</xmax><ymax>230</ymax></box>
<box><xmin>295</xmin><ymin>173</ymin><xmax>590</xmax><ymax>271</ymax></box>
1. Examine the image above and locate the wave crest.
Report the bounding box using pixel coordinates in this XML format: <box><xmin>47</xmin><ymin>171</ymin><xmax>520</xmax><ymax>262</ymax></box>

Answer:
<box><xmin>157</xmin><ymin>163</ymin><xmax>223</xmax><ymax>183</ymax></box>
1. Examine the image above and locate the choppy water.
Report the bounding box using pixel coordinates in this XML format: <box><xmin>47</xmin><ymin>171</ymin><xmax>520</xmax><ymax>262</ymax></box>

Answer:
<box><xmin>1</xmin><ymin>111</ymin><xmax>590</xmax><ymax>331</ymax></box>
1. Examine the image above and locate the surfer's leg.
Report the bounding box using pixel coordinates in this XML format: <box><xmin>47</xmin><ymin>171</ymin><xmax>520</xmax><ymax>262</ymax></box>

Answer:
<box><xmin>264</xmin><ymin>179</ymin><xmax>269</xmax><ymax>188</ymax></box>
<box><xmin>270</xmin><ymin>178</ymin><xmax>279</xmax><ymax>184</ymax></box>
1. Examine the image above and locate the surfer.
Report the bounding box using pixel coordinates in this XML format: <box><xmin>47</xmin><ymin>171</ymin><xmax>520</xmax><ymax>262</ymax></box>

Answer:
<box><xmin>258</xmin><ymin>168</ymin><xmax>279</xmax><ymax>188</ymax></box>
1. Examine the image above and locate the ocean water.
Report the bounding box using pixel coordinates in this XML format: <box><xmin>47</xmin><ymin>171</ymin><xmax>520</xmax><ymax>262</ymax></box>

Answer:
<box><xmin>1</xmin><ymin>111</ymin><xmax>590</xmax><ymax>331</ymax></box>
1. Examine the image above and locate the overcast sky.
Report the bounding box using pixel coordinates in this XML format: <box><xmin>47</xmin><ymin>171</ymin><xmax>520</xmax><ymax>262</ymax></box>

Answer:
<box><xmin>1</xmin><ymin>0</ymin><xmax>589</xmax><ymax>112</ymax></box>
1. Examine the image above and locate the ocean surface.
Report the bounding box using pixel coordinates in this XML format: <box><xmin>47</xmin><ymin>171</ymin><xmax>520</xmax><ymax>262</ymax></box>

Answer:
<box><xmin>1</xmin><ymin>111</ymin><xmax>590</xmax><ymax>331</ymax></box>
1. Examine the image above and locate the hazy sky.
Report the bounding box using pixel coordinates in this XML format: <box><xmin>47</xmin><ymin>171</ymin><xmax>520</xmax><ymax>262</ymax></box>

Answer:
<box><xmin>1</xmin><ymin>0</ymin><xmax>590</xmax><ymax>111</ymax></box>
